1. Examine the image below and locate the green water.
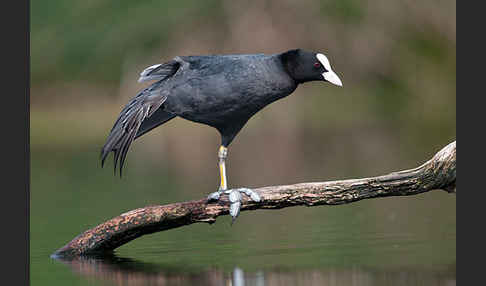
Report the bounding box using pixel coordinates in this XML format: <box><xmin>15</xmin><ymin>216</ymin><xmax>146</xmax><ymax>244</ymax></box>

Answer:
<box><xmin>30</xmin><ymin>149</ymin><xmax>456</xmax><ymax>286</ymax></box>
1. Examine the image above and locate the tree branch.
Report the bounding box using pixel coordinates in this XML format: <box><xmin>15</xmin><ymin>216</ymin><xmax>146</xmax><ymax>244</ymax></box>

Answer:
<box><xmin>52</xmin><ymin>141</ymin><xmax>456</xmax><ymax>258</ymax></box>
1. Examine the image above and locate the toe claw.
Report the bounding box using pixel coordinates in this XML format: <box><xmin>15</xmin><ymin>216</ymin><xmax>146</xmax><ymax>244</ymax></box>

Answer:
<box><xmin>239</xmin><ymin>188</ymin><xmax>261</xmax><ymax>202</ymax></box>
<box><xmin>250</xmin><ymin>192</ymin><xmax>261</xmax><ymax>202</ymax></box>
<box><xmin>207</xmin><ymin>191</ymin><xmax>221</xmax><ymax>202</ymax></box>
<box><xmin>229</xmin><ymin>201</ymin><xmax>241</xmax><ymax>224</ymax></box>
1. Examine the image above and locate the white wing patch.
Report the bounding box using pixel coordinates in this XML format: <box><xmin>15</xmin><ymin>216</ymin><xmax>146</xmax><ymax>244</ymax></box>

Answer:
<box><xmin>140</xmin><ymin>64</ymin><xmax>162</xmax><ymax>77</ymax></box>
<box><xmin>138</xmin><ymin>64</ymin><xmax>162</xmax><ymax>82</ymax></box>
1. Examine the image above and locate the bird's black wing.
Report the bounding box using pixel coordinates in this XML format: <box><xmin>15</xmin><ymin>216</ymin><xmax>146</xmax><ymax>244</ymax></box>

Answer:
<box><xmin>138</xmin><ymin>59</ymin><xmax>181</xmax><ymax>83</ymax></box>
<box><xmin>134</xmin><ymin>108</ymin><xmax>176</xmax><ymax>139</ymax></box>
<box><xmin>101</xmin><ymin>59</ymin><xmax>181</xmax><ymax>176</ymax></box>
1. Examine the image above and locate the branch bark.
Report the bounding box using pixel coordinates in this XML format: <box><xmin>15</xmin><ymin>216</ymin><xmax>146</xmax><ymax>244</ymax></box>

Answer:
<box><xmin>52</xmin><ymin>141</ymin><xmax>456</xmax><ymax>258</ymax></box>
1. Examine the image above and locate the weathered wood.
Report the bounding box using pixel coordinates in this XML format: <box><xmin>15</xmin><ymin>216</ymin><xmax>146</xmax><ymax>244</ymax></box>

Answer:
<box><xmin>52</xmin><ymin>141</ymin><xmax>456</xmax><ymax>258</ymax></box>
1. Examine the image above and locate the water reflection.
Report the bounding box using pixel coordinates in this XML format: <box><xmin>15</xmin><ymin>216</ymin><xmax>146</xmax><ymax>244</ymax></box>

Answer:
<box><xmin>53</xmin><ymin>253</ymin><xmax>455</xmax><ymax>286</ymax></box>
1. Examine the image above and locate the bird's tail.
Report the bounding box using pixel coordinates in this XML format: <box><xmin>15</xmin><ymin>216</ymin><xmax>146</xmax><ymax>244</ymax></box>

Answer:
<box><xmin>100</xmin><ymin>88</ymin><xmax>174</xmax><ymax>176</ymax></box>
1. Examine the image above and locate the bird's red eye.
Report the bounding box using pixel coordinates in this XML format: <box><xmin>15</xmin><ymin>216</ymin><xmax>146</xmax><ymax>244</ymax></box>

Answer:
<box><xmin>314</xmin><ymin>62</ymin><xmax>320</xmax><ymax>68</ymax></box>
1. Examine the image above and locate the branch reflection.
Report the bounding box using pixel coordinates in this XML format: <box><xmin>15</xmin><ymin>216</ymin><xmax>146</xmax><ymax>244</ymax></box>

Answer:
<box><xmin>53</xmin><ymin>253</ymin><xmax>455</xmax><ymax>286</ymax></box>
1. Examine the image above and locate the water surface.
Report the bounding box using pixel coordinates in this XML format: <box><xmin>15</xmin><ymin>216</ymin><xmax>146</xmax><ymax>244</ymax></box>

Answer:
<box><xmin>31</xmin><ymin>150</ymin><xmax>456</xmax><ymax>286</ymax></box>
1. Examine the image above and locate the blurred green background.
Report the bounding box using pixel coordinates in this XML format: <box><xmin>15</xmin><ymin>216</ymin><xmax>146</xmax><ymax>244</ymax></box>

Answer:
<box><xmin>31</xmin><ymin>1</ymin><xmax>456</xmax><ymax>285</ymax></box>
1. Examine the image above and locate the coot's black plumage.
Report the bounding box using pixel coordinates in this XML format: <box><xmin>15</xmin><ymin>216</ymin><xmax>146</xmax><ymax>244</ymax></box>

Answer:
<box><xmin>101</xmin><ymin>48</ymin><xmax>342</xmax><ymax>221</ymax></box>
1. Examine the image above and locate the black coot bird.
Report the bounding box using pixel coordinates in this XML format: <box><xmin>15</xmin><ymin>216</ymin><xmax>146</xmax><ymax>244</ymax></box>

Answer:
<box><xmin>101</xmin><ymin>49</ymin><xmax>342</xmax><ymax>222</ymax></box>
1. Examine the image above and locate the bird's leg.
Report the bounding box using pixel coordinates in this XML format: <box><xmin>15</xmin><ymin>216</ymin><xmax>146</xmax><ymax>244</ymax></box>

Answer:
<box><xmin>207</xmin><ymin>146</ymin><xmax>228</xmax><ymax>201</ymax></box>
<box><xmin>207</xmin><ymin>146</ymin><xmax>261</xmax><ymax>224</ymax></box>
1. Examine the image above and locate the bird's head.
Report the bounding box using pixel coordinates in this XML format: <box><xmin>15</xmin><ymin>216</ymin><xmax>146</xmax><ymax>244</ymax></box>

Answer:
<box><xmin>280</xmin><ymin>49</ymin><xmax>342</xmax><ymax>86</ymax></box>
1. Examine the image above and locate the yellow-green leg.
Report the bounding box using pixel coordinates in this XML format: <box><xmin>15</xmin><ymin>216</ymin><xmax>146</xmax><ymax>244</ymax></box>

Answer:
<box><xmin>207</xmin><ymin>146</ymin><xmax>261</xmax><ymax>224</ymax></box>
<box><xmin>218</xmin><ymin>146</ymin><xmax>228</xmax><ymax>191</ymax></box>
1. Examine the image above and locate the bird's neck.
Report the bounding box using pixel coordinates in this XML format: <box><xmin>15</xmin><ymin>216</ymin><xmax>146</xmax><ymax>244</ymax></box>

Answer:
<box><xmin>278</xmin><ymin>51</ymin><xmax>306</xmax><ymax>85</ymax></box>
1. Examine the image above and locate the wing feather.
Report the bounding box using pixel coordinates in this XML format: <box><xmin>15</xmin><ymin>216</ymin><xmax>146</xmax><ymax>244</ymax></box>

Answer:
<box><xmin>101</xmin><ymin>58</ymin><xmax>183</xmax><ymax>176</ymax></box>
<box><xmin>101</xmin><ymin>88</ymin><xmax>172</xmax><ymax>176</ymax></box>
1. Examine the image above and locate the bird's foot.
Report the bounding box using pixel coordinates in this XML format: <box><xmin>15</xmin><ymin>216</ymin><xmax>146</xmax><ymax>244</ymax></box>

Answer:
<box><xmin>207</xmin><ymin>187</ymin><xmax>261</xmax><ymax>224</ymax></box>
<box><xmin>227</xmin><ymin>188</ymin><xmax>261</xmax><ymax>225</ymax></box>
